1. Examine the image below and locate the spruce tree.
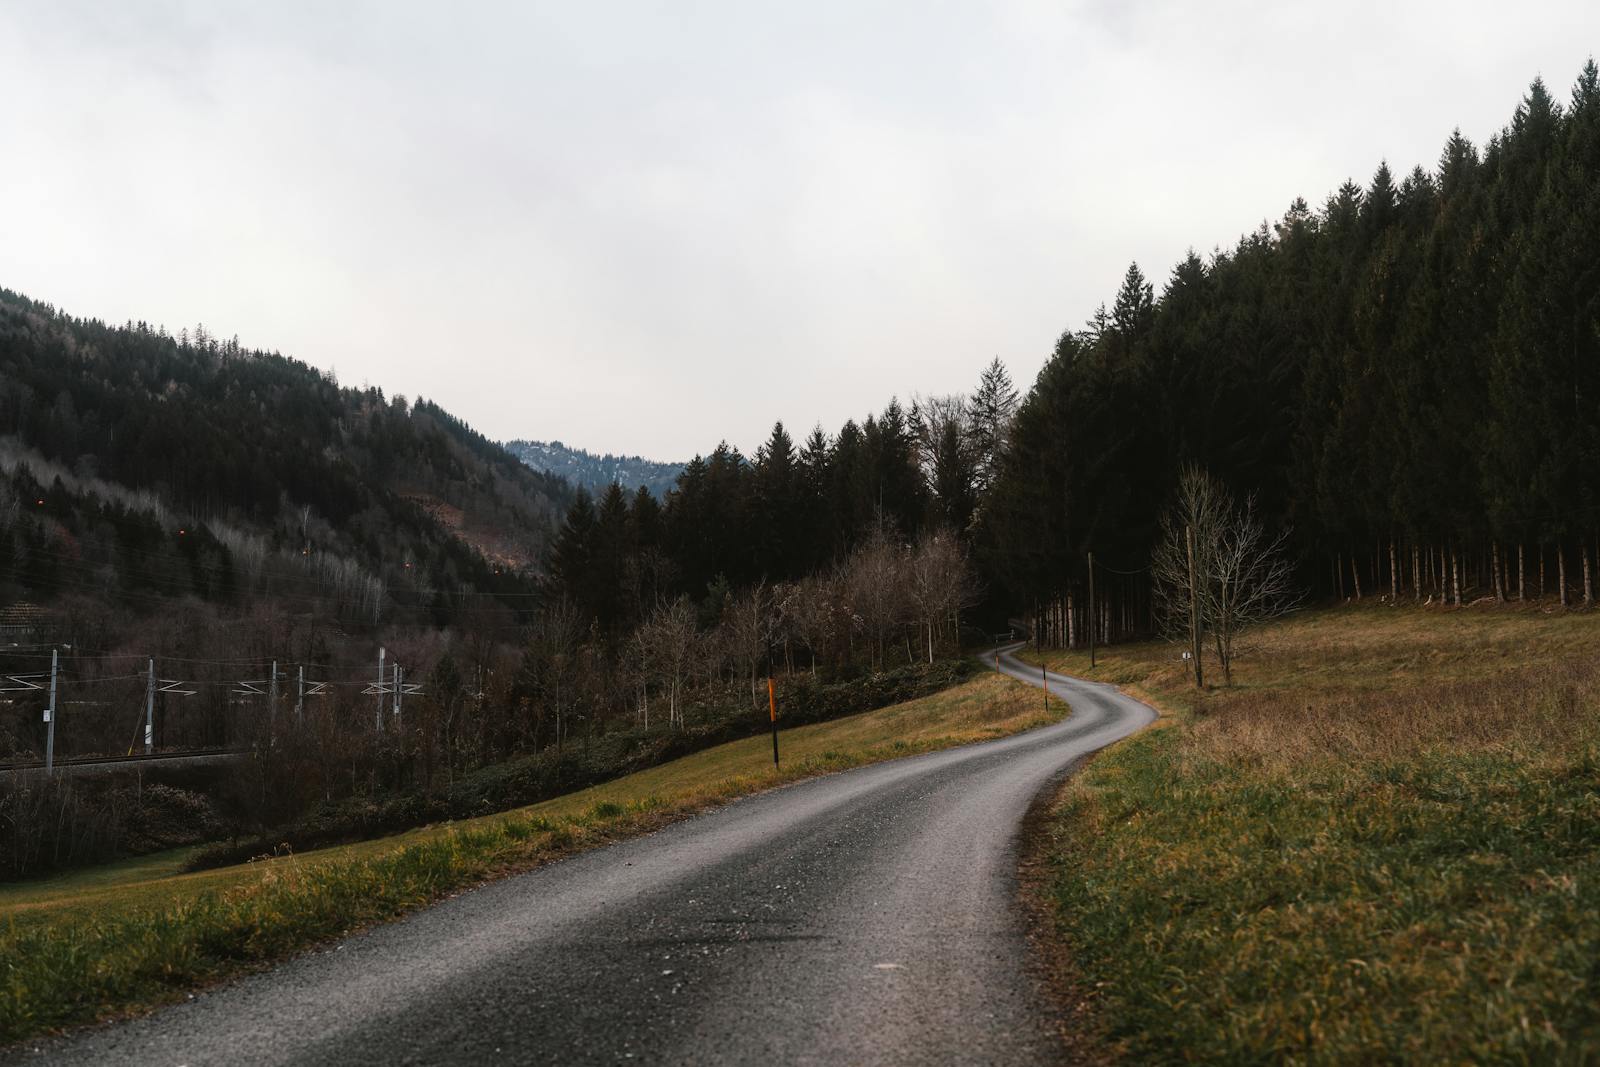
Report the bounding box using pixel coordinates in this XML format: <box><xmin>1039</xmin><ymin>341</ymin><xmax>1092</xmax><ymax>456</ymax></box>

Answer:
<box><xmin>1110</xmin><ymin>262</ymin><xmax>1155</xmax><ymax>355</ymax></box>
<box><xmin>968</xmin><ymin>357</ymin><xmax>1019</xmax><ymax>496</ymax></box>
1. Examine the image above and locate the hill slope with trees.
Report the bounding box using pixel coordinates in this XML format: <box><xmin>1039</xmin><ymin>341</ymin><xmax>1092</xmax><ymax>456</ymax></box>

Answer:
<box><xmin>0</xmin><ymin>287</ymin><xmax>573</xmax><ymax>635</ymax></box>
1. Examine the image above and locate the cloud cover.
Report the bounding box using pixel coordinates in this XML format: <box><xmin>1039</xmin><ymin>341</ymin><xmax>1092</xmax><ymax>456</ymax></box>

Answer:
<box><xmin>2</xmin><ymin>1</ymin><xmax>1595</xmax><ymax>458</ymax></box>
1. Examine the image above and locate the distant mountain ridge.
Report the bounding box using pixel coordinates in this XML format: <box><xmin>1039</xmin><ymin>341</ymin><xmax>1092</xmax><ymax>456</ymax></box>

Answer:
<box><xmin>505</xmin><ymin>440</ymin><xmax>684</xmax><ymax>498</ymax></box>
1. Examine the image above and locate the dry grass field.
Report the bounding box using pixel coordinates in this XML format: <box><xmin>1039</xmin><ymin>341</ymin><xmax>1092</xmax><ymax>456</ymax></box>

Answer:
<box><xmin>1021</xmin><ymin>603</ymin><xmax>1600</xmax><ymax>1063</ymax></box>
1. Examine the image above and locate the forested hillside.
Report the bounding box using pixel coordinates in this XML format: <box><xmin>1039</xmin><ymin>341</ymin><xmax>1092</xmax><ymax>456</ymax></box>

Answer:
<box><xmin>980</xmin><ymin>65</ymin><xmax>1600</xmax><ymax>641</ymax></box>
<box><xmin>505</xmin><ymin>440</ymin><xmax>684</xmax><ymax>498</ymax></box>
<box><xmin>0</xmin><ymin>287</ymin><xmax>572</xmax><ymax>636</ymax></box>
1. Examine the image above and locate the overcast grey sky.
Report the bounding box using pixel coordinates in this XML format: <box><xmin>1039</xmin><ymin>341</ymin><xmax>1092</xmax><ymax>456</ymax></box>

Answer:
<box><xmin>2</xmin><ymin>3</ymin><xmax>1595</xmax><ymax>459</ymax></box>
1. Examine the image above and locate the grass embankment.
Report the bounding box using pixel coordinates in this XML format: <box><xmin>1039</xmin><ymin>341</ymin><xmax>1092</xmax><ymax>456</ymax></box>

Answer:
<box><xmin>0</xmin><ymin>669</ymin><xmax>1051</xmax><ymax>1045</ymax></box>
<box><xmin>1021</xmin><ymin>606</ymin><xmax>1600</xmax><ymax>1063</ymax></box>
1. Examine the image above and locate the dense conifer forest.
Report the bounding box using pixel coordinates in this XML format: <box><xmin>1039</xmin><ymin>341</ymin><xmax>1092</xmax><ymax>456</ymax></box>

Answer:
<box><xmin>543</xmin><ymin>66</ymin><xmax>1600</xmax><ymax>662</ymax></box>
<box><xmin>980</xmin><ymin>67</ymin><xmax>1600</xmax><ymax>643</ymax></box>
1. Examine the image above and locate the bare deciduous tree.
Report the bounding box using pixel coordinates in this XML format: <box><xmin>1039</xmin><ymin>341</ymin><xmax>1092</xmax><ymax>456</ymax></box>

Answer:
<box><xmin>638</xmin><ymin>596</ymin><xmax>696</xmax><ymax>729</ymax></box>
<box><xmin>723</xmin><ymin>580</ymin><xmax>772</xmax><ymax>710</ymax></box>
<box><xmin>842</xmin><ymin>528</ymin><xmax>906</xmax><ymax>671</ymax></box>
<box><xmin>776</xmin><ymin>576</ymin><xmax>837</xmax><ymax>676</ymax></box>
<box><xmin>907</xmin><ymin>529</ymin><xmax>979</xmax><ymax>663</ymax></box>
<box><xmin>1152</xmin><ymin>467</ymin><xmax>1297</xmax><ymax>686</ymax></box>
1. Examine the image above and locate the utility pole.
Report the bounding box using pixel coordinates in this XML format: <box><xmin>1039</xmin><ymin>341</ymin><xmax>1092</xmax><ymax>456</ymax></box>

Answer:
<box><xmin>145</xmin><ymin>658</ymin><xmax>156</xmax><ymax>754</ymax></box>
<box><xmin>296</xmin><ymin>665</ymin><xmax>305</xmax><ymax>725</ymax></box>
<box><xmin>269</xmin><ymin>660</ymin><xmax>280</xmax><ymax>736</ymax></box>
<box><xmin>44</xmin><ymin>648</ymin><xmax>58</xmax><ymax>773</ymax></box>
<box><xmin>392</xmin><ymin>662</ymin><xmax>402</xmax><ymax>721</ymax></box>
<box><xmin>1087</xmin><ymin>551</ymin><xmax>1096</xmax><ymax>669</ymax></box>
<box><xmin>376</xmin><ymin>647</ymin><xmax>386</xmax><ymax>732</ymax></box>
<box><xmin>1187</xmin><ymin>525</ymin><xmax>1204</xmax><ymax>689</ymax></box>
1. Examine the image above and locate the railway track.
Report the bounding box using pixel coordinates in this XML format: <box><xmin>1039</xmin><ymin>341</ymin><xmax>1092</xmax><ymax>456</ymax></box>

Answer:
<box><xmin>0</xmin><ymin>749</ymin><xmax>242</xmax><ymax>773</ymax></box>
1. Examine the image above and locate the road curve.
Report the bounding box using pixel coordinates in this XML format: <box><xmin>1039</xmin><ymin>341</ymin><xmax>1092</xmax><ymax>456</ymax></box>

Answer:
<box><xmin>8</xmin><ymin>648</ymin><xmax>1156</xmax><ymax>1066</ymax></box>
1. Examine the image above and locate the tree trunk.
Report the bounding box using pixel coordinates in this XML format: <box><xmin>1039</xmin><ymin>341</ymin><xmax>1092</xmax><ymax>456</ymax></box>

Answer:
<box><xmin>1337</xmin><ymin>552</ymin><xmax>1346</xmax><ymax>600</ymax></box>
<box><xmin>1492</xmin><ymin>542</ymin><xmax>1505</xmax><ymax>603</ymax></box>
<box><xmin>1214</xmin><ymin>633</ymin><xmax>1232</xmax><ymax>687</ymax></box>
<box><xmin>1351</xmin><ymin>553</ymin><xmax>1363</xmax><ymax>600</ymax></box>
<box><xmin>1389</xmin><ymin>539</ymin><xmax>1399</xmax><ymax>602</ymax></box>
<box><xmin>1412</xmin><ymin>545</ymin><xmax>1421</xmax><ymax>602</ymax></box>
<box><xmin>1559</xmin><ymin>546</ymin><xmax>1569</xmax><ymax>608</ymax></box>
<box><xmin>1451</xmin><ymin>546</ymin><xmax>1462</xmax><ymax>607</ymax></box>
<box><xmin>1518</xmin><ymin>543</ymin><xmax>1526</xmax><ymax>602</ymax></box>
<box><xmin>1585</xmin><ymin>546</ymin><xmax>1594</xmax><ymax>607</ymax></box>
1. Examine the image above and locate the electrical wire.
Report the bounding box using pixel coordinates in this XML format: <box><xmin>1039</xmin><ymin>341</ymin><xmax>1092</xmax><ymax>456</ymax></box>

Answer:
<box><xmin>1091</xmin><ymin>560</ymin><xmax>1150</xmax><ymax>576</ymax></box>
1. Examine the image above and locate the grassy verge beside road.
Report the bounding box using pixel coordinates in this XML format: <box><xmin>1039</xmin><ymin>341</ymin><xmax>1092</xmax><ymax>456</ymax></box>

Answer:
<box><xmin>1021</xmin><ymin>605</ymin><xmax>1600</xmax><ymax>1063</ymax></box>
<box><xmin>0</xmin><ymin>668</ymin><xmax>1052</xmax><ymax>1045</ymax></box>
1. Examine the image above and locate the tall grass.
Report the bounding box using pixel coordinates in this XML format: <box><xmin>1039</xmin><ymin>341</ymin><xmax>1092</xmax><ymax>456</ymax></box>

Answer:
<box><xmin>0</xmin><ymin>798</ymin><xmax>651</xmax><ymax>1040</ymax></box>
<box><xmin>1032</xmin><ymin>605</ymin><xmax>1600</xmax><ymax>1063</ymax></box>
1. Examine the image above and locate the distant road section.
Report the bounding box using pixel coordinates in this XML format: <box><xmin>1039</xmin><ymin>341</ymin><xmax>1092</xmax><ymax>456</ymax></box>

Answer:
<box><xmin>9</xmin><ymin>648</ymin><xmax>1155</xmax><ymax>1066</ymax></box>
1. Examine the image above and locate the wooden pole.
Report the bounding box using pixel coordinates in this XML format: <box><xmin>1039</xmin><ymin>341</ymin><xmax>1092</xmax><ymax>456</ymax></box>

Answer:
<box><xmin>767</xmin><ymin>676</ymin><xmax>779</xmax><ymax>768</ymax></box>
<box><xmin>1187</xmin><ymin>525</ymin><xmax>1203</xmax><ymax>690</ymax></box>
<box><xmin>1087</xmin><ymin>551</ymin><xmax>1096</xmax><ymax>669</ymax></box>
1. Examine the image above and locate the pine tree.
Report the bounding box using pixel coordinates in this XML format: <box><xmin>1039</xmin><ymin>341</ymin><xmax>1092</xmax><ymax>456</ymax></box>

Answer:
<box><xmin>551</xmin><ymin>488</ymin><xmax>598</xmax><ymax>610</ymax></box>
<box><xmin>1110</xmin><ymin>262</ymin><xmax>1155</xmax><ymax>355</ymax></box>
<box><xmin>753</xmin><ymin>421</ymin><xmax>800</xmax><ymax>578</ymax></box>
<box><xmin>968</xmin><ymin>357</ymin><xmax>1019</xmax><ymax>496</ymax></box>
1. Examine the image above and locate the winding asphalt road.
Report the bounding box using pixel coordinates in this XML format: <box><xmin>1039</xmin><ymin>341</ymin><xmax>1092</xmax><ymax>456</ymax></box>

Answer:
<box><xmin>9</xmin><ymin>648</ymin><xmax>1155</xmax><ymax>1066</ymax></box>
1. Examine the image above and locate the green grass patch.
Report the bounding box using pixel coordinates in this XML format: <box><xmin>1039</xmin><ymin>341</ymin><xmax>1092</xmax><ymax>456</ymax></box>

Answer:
<box><xmin>1032</xmin><ymin>604</ymin><xmax>1600</xmax><ymax>1063</ymax></box>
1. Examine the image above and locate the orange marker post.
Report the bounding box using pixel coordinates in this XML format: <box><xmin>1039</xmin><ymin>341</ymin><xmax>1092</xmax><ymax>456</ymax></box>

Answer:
<box><xmin>767</xmin><ymin>676</ymin><xmax>780</xmax><ymax>767</ymax></box>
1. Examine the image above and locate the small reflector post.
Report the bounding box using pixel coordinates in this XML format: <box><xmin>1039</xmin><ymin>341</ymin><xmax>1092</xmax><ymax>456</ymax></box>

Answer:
<box><xmin>767</xmin><ymin>677</ymin><xmax>779</xmax><ymax>768</ymax></box>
